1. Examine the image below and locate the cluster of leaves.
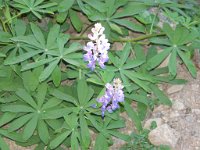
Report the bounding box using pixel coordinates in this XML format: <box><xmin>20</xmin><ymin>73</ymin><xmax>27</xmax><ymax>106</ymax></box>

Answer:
<box><xmin>0</xmin><ymin>0</ymin><xmax>200</xmax><ymax>150</ymax></box>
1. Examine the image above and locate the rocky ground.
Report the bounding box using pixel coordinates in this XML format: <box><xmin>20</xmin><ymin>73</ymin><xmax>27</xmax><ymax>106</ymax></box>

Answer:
<box><xmin>146</xmin><ymin>66</ymin><xmax>200</xmax><ymax>150</ymax></box>
<box><xmin>5</xmin><ymin>65</ymin><xmax>200</xmax><ymax>150</ymax></box>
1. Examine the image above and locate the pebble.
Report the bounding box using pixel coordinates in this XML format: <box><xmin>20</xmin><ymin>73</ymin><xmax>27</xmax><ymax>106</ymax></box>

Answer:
<box><xmin>172</xmin><ymin>101</ymin><xmax>185</xmax><ymax>111</ymax></box>
<box><xmin>167</xmin><ymin>85</ymin><xmax>184</xmax><ymax>94</ymax></box>
<box><xmin>148</xmin><ymin>124</ymin><xmax>180</xmax><ymax>148</ymax></box>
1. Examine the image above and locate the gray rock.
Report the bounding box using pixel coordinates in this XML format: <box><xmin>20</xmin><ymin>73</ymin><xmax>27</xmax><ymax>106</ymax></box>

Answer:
<box><xmin>148</xmin><ymin>124</ymin><xmax>180</xmax><ymax>148</ymax></box>
<box><xmin>172</xmin><ymin>101</ymin><xmax>185</xmax><ymax>111</ymax></box>
<box><xmin>167</xmin><ymin>85</ymin><xmax>184</xmax><ymax>94</ymax></box>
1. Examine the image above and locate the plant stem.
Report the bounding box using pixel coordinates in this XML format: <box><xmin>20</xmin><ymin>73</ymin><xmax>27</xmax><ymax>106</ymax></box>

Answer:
<box><xmin>0</xmin><ymin>18</ymin><xmax>7</xmax><ymax>32</ymax></box>
<box><xmin>3</xmin><ymin>13</ymin><xmax>22</xmax><ymax>24</ymax></box>
<box><xmin>70</xmin><ymin>33</ymin><xmax>165</xmax><ymax>43</ymax></box>
<box><xmin>113</xmin><ymin>33</ymin><xmax>165</xmax><ymax>43</ymax></box>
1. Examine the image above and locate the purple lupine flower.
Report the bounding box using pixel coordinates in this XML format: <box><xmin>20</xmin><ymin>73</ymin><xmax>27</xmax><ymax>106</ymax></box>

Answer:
<box><xmin>97</xmin><ymin>78</ymin><xmax>124</xmax><ymax>117</ymax></box>
<box><xmin>83</xmin><ymin>23</ymin><xmax>110</xmax><ymax>70</ymax></box>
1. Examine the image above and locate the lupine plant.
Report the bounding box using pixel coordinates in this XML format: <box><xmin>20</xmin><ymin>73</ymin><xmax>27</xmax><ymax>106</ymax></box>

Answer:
<box><xmin>0</xmin><ymin>0</ymin><xmax>200</xmax><ymax>150</ymax></box>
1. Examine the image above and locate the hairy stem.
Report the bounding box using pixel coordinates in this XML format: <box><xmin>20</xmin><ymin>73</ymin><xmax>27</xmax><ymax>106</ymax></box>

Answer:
<box><xmin>70</xmin><ymin>33</ymin><xmax>165</xmax><ymax>43</ymax></box>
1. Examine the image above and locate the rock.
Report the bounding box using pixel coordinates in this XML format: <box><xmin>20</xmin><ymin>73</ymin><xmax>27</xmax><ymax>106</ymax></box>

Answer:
<box><xmin>167</xmin><ymin>85</ymin><xmax>184</xmax><ymax>94</ymax></box>
<box><xmin>172</xmin><ymin>101</ymin><xmax>185</xmax><ymax>111</ymax></box>
<box><xmin>192</xmin><ymin>109</ymin><xmax>200</xmax><ymax>115</ymax></box>
<box><xmin>148</xmin><ymin>124</ymin><xmax>180</xmax><ymax>148</ymax></box>
<box><xmin>169</xmin><ymin>111</ymin><xmax>180</xmax><ymax>118</ymax></box>
<box><xmin>144</xmin><ymin>118</ymin><xmax>163</xmax><ymax>130</ymax></box>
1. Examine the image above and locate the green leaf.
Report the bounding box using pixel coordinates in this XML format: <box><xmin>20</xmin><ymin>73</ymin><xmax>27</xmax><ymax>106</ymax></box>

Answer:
<box><xmin>105</xmin><ymin>0</ymin><xmax>116</xmax><ymax>17</ymax></box>
<box><xmin>8</xmin><ymin>113</ymin><xmax>33</xmax><ymax>132</ymax></box>
<box><xmin>22</xmin><ymin>71</ymin><xmax>39</xmax><ymax>92</ymax></box>
<box><xmin>124</xmin><ymin>101</ymin><xmax>142</xmax><ymax>132</ymax></box>
<box><xmin>42</xmin><ymin>108</ymin><xmax>71</xmax><ymax>119</ymax></box>
<box><xmin>107</xmin><ymin>120</ymin><xmax>125</xmax><ymax>130</ymax></box>
<box><xmin>0</xmin><ymin>52</ymin><xmax>6</xmax><ymax>57</ymax></box>
<box><xmin>64</xmin><ymin>42</ymin><xmax>82</xmax><ymax>55</ymax></box>
<box><xmin>134</xmin><ymin>44</ymin><xmax>146</xmax><ymax>61</ymax></box>
<box><xmin>14</xmin><ymin>19</ymin><xmax>27</xmax><ymax>36</ymax></box>
<box><xmin>168</xmin><ymin>49</ymin><xmax>177</xmax><ymax>76</ymax></box>
<box><xmin>50</xmin><ymin>130</ymin><xmax>71</xmax><ymax>149</ymax></box>
<box><xmin>69</xmin><ymin>9</ymin><xmax>83</xmax><ymax>32</ymax></box>
<box><xmin>23</xmin><ymin>114</ymin><xmax>38</xmax><ymax>140</ymax></box>
<box><xmin>111</xmin><ymin>2</ymin><xmax>147</xmax><ymax>18</ymax></box>
<box><xmin>38</xmin><ymin>120</ymin><xmax>49</xmax><ymax>144</ymax></box>
<box><xmin>47</xmin><ymin>24</ymin><xmax>60</xmax><ymax>49</ymax></box>
<box><xmin>122</xmin><ymin>59</ymin><xmax>145</xmax><ymax>69</ymax></box>
<box><xmin>177</xmin><ymin>49</ymin><xmax>197</xmax><ymax>78</ymax></box>
<box><xmin>71</xmin><ymin>132</ymin><xmax>79</xmax><ymax>150</ymax></box>
<box><xmin>36</xmin><ymin>83</ymin><xmax>47</xmax><ymax>108</ymax></box>
<box><xmin>94</xmin><ymin>133</ymin><xmax>108</xmax><ymax>150</ymax></box>
<box><xmin>51</xmin><ymin>89</ymin><xmax>77</xmax><ymax>104</ymax></box>
<box><xmin>149</xmin><ymin>84</ymin><xmax>172</xmax><ymax>105</ymax></box>
<box><xmin>146</xmin><ymin>48</ymin><xmax>172</xmax><ymax>70</ymax></box>
<box><xmin>123</xmin><ymin>70</ymin><xmax>151</xmax><ymax>92</ymax></box>
<box><xmin>39</xmin><ymin>59</ymin><xmax>60</xmax><ymax>82</ymax></box>
<box><xmin>120</xmin><ymin>72</ymin><xmax>132</xmax><ymax>93</ymax></box>
<box><xmin>80</xmin><ymin>114</ymin><xmax>90</xmax><ymax>148</ymax></box>
<box><xmin>4</xmin><ymin>50</ymin><xmax>42</xmax><ymax>65</ymax></box>
<box><xmin>16</xmin><ymin>88</ymin><xmax>37</xmax><ymax>108</ymax></box>
<box><xmin>119</xmin><ymin>43</ymin><xmax>131</xmax><ymax>67</ymax></box>
<box><xmin>58</xmin><ymin>0</ymin><xmax>74</xmax><ymax>12</ymax></box>
<box><xmin>1</xmin><ymin>105</ymin><xmax>35</xmax><ymax>112</ymax></box>
<box><xmin>125</xmin><ymin>94</ymin><xmax>149</xmax><ymax>106</ymax></box>
<box><xmin>0</xmin><ymin>31</ymin><xmax>12</xmax><ymax>42</ymax></box>
<box><xmin>112</xmin><ymin>19</ymin><xmax>145</xmax><ymax>33</ymax></box>
<box><xmin>0</xmin><ymin>136</ymin><xmax>9</xmax><ymax>150</ymax></box>
<box><xmin>56</xmin><ymin>12</ymin><xmax>68</xmax><ymax>23</ymax></box>
<box><xmin>41</xmin><ymin>97</ymin><xmax>62</xmax><ymax>110</ymax></box>
<box><xmin>108</xmin><ymin>130</ymin><xmax>129</xmax><ymax>141</ymax></box>
<box><xmin>63</xmin><ymin>57</ymin><xmax>80</xmax><ymax>66</ymax></box>
<box><xmin>30</xmin><ymin>23</ymin><xmax>46</xmax><ymax>48</ymax></box>
<box><xmin>21</xmin><ymin>57</ymin><xmax>56</xmax><ymax>71</ymax></box>
<box><xmin>57</xmin><ymin>33</ymin><xmax>70</xmax><ymax>55</ymax></box>
<box><xmin>109</xmin><ymin>22</ymin><xmax>123</xmax><ymax>35</ymax></box>
<box><xmin>77</xmin><ymin>79</ymin><xmax>88</xmax><ymax>105</ymax></box>
<box><xmin>83</xmin><ymin>0</ymin><xmax>106</xmax><ymax>12</ymax></box>
<box><xmin>0</xmin><ymin>112</ymin><xmax>16</xmax><ymax>127</ymax></box>
<box><xmin>52</xmin><ymin>65</ymin><xmax>61</xmax><ymax>87</ymax></box>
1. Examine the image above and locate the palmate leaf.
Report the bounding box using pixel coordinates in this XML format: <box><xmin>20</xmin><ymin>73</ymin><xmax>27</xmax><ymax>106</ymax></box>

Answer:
<box><xmin>11</xmin><ymin>0</ymin><xmax>57</xmax><ymax>19</ymax></box>
<box><xmin>78</xmin><ymin>0</ymin><xmax>146</xmax><ymax>36</ymax></box>
<box><xmin>149</xmin><ymin>24</ymin><xmax>197</xmax><ymax>77</ymax></box>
